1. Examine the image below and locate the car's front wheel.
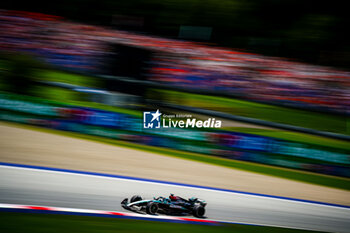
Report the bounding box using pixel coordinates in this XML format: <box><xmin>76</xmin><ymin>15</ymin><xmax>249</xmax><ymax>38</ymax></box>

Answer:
<box><xmin>146</xmin><ymin>202</ymin><xmax>158</xmax><ymax>215</ymax></box>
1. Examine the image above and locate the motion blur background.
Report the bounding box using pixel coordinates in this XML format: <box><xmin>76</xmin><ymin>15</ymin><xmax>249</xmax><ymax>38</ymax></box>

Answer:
<box><xmin>0</xmin><ymin>1</ymin><xmax>349</xmax><ymax>178</ymax></box>
<box><xmin>1</xmin><ymin>1</ymin><xmax>350</xmax><ymax>232</ymax></box>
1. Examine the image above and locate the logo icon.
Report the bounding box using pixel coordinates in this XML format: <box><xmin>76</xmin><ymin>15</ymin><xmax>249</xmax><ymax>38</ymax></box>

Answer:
<box><xmin>143</xmin><ymin>109</ymin><xmax>162</xmax><ymax>129</ymax></box>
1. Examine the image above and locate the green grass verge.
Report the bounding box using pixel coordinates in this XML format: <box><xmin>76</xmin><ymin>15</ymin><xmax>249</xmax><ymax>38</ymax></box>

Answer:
<box><xmin>0</xmin><ymin>212</ymin><xmax>321</xmax><ymax>233</ymax></box>
<box><xmin>154</xmin><ymin>89</ymin><xmax>349</xmax><ymax>135</ymax></box>
<box><xmin>3</xmin><ymin>121</ymin><xmax>350</xmax><ymax>191</ymax></box>
<box><xmin>35</xmin><ymin>69</ymin><xmax>102</xmax><ymax>87</ymax></box>
<box><xmin>36</xmin><ymin>86</ymin><xmax>141</xmax><ymax>117</ymax></box>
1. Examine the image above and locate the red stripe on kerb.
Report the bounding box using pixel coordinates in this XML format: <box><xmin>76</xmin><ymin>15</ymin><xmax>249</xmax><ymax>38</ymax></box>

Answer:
<box><xmin>108</xmin><ymin>212</ymin><xmax>126</xmax><ymax>216</ymax></box>
<box><xmin>178</xmin><ymin>217</ymin><xmax>216</xmax><ymax>223</ymax></box>
<box><xmin>27</xmin><ymin>206</ymin><xmax>52</xmax><ymax>211</ymax></box>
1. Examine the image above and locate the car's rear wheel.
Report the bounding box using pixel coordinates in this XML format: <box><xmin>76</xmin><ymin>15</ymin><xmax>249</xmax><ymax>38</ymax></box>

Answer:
<box><xmin>193</xmin><ymin>205</ymin><xmax>205</xmax><ymax>218</ymax></box>
<box><xmin>130</xmin><ymin>195</ymin><xmax>142</xmax><ymax>203</ymax></box>
<box><xmin>146</xmin><ymin>202</ymin><xmax>158</xmax><ymax>215</ymax></box>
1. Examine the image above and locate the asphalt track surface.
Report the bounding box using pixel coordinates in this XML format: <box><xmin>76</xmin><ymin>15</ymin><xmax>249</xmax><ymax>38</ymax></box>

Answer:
<box><xmin>1</xmin><ymin>165</ymin><xmax>350</xmax><ymax>232</ymax></box>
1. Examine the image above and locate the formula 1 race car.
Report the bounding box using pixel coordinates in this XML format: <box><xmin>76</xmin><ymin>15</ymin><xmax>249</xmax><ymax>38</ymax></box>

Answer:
<box><xmin>121</xmin><ymin>193</ymin><xmax>206</xmax><ymax>218</ymax></box>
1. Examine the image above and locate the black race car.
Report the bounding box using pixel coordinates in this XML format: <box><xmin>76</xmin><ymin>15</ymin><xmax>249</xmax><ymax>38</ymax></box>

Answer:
<box><xmin>121</xmin><ymin>193</ymin><xmax>206</xmax><ymax>218</ymax></box>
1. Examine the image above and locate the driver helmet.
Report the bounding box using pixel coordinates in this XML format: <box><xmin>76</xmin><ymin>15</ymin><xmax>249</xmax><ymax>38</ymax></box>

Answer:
<box><xmin>169</xmin><ymin>193</ymin><xmax>179</xmax><ymax>201</ymax></box>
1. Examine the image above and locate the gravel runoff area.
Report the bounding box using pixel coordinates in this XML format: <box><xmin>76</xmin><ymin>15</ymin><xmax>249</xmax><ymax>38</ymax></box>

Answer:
<box><xmin>0</xmin><ymin>122</ymin><xmax>349</xmax><ymax>206</ymax></box>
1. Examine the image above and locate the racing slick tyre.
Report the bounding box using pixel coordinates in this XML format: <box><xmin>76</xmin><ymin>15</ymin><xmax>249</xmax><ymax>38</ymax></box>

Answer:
<box><xmin>146</xmin><ymin>202</ymin><xmax>158</xmax><ymax>215</ymax></box>
<box><xmin>130</xmin><ymin>195</ymin><xmax>142</xmax><ymax>203</ymax></box>
<box><xmin>193</xmin><ymin>205</ymin><xmax>205</xmax><ymax>218</ymax></box>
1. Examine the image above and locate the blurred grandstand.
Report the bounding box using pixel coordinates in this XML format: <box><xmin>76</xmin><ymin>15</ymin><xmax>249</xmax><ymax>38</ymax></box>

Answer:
<box><xmin>0</xmin><ymin>9</ymin><xmax>349</xmax><ymax>114</ymax></box>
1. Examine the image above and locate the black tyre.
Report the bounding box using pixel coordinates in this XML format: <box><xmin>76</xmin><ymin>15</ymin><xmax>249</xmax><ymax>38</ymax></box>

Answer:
<box><xmin>130</xmin><ymin>195</ymin><xmax>142</xmax><ymax>203</ymax></box>
<box><xmin>146</xmin><ymin>202</ymin><xmax>158</xmax><ymax>215</ymax></box>
<box><xmin>193</xmin><ymin>205</ymin><xmax>205</xmax><ymax>218</ymax></box>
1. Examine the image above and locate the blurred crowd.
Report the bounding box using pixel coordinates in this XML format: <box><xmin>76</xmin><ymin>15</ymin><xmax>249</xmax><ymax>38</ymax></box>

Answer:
<box><xmin>151</xmin><ymin>49</ymin><xmax>350</xmax><ymax>113</ymax></box>
<box><xmin>1</xmin><ymin>9</ymin><xmax>349</xmax><ymax>113</ymax></box>
<box><xmin>0</xmin><ymin>10</ymin><xmax>108</xmax><ymax>71</ymax></box>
